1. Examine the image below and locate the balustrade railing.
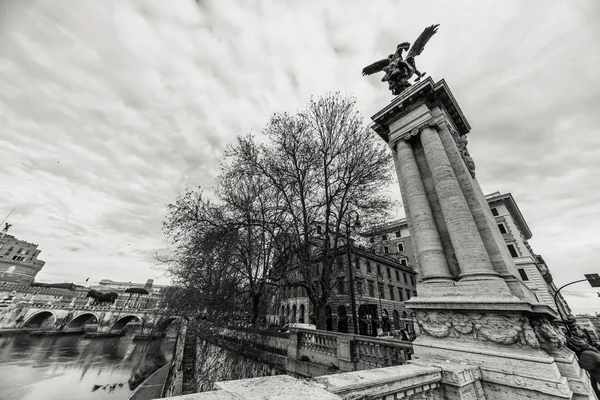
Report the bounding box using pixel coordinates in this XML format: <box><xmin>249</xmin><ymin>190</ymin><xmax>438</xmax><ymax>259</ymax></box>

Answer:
<box><xmin>354</xmin><ymin>336</ymin><xmax>411</xmax><ymax>368</ymax></box>
<box><xmin>290</xmin><ymin>328</ymin><xmax>413</xmax><ymax>373</ymax></box>
<box><xmin>298</xmin><ymin>330</ymin><xmax>338</xmax><ymax>357</ymax></box>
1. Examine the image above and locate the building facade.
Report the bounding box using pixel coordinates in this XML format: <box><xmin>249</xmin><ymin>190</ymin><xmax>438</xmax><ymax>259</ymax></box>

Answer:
<box><xmin>271</xmin><ymin>244</ymin><xmax>417</xmax><ymax>337</ymax></box>
<box><xmin>574</xmin><ymin>314</ymin><xmax>600</xmax><ymax>343</ymax></box>
<box><xmin>0</xmin><ymin>232</ymin><xmax>45</xmax><ymax>283</ymax></box>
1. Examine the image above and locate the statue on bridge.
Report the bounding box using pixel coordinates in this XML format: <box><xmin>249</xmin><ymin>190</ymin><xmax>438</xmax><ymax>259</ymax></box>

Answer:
<box><xmin>362</xmin><ymin>24</ymin><xmax>439</xmax><ymax>96</ymax></box>
<box><xmin>86</xmin><ymin>290</ymin><xmax>118</xmax><ymax>306</ymax></box>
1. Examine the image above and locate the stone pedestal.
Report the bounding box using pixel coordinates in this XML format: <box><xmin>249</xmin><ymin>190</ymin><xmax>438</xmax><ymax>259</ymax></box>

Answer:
<box><xmin>371</xmin><ymin>78</ymin><xmax>596</xmax><ymax>399</ymax></box>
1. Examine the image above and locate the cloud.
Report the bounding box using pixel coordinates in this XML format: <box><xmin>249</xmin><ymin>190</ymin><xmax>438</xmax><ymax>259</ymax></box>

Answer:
<box><xmin>1</xmin><ymin>0</ymin><xmax>599</xmax><ymax>313</ymax></box>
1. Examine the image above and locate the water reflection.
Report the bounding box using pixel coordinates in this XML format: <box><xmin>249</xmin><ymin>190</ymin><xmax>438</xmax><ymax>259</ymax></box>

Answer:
<box><xmin>0</xmin><ymin>334</ymin><xmax>175</xmax><ymax>400</ymax></box>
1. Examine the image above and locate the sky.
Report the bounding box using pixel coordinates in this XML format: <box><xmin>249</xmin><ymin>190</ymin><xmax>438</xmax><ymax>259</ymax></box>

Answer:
<box><xmin>0</xmin><ymin>1</ymin><xmax>599</xmax><ymax>314</ymax></box>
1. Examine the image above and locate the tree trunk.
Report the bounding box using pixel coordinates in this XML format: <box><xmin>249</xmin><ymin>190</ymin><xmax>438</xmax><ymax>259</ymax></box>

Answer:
<box><xmin>251</xmin><ymin>295</ymin><xmax>261</xmax><ymax>328</ymax></box>
<box><xmin>315</xmin><ymin>302</ymin><xmax>327</xmax><ymax>330</ymax></box>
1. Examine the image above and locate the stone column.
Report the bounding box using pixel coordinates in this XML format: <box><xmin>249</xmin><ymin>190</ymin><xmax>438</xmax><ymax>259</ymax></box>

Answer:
<box><xmin>419</xmin><ymin>126</ymin><xmax>498</xmax><ymax>281</ymax></box>
<box><xmin>392</xmin><ymin>139</ymin><xmax>453</xmax><ymax>282</ymax></box>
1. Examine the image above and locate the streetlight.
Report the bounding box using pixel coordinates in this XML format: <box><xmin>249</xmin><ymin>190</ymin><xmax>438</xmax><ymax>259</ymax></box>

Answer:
<box><xmin>376</xmin><ymin>274</ymin><xmax>384</xmax><ymax>333</ymax></box>
<box><xmin>554</xmin><ymin>273</ymin><xmax>600</xmax><ymax>325</ymax></box>
<box><xmin>345</xmin><ymin>210</ymin><xmax>361</xmax><ymax>335</ymax></box>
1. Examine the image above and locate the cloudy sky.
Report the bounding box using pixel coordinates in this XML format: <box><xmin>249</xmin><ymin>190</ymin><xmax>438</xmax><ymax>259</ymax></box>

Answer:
<box><xmin>1</xmin><ymin>1</ymin><xmax>599</xmax><ymax>313</ymax></box>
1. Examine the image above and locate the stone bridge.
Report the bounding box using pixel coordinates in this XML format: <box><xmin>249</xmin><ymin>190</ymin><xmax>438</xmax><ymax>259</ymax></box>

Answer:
<box><xmin>0</xmin><ymin>302</ymin><xmax>178</xmax><ymax>336</ymax></box>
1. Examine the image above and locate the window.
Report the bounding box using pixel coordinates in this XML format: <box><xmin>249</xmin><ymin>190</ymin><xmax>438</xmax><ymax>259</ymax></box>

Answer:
<box><xmin>355</xmin><ymin>258</ymin><xmax>360</xmax><ymax>269</ymax></box>
<box><xmin>395</xmin><ymin>270</ymin><xmax>400</xmax><ymax>281</ymax></box>
<box><xmin>389</xmin><ymin>285</ymin><xmax>395</xmax><ymax>301</ymax></box>
<box><xmin>387</xmin><ymin>268</ymin><xmax>391</xmax><ymax>279</ymax></box>
<box><xmin>498</xmin><ymin>224</ymin><xmax>507</xmax><ymax>234</ymax></box>
<box><xmin>397</xmin><ymin>243</ymin><xmax>404</xmax><ymax>252</ymax></box>
<box><xmin>403</xmin><ymin>273</ymin><xmax>408</xmax><ymax>284</ymax></box>
<box><xmin>366</xmin><ymin>261</ymin><xmax>372</xmax><ymax>273</ymax></box>
<box><xmin>382</xmin><ymin>234</ymin><xmax>388</xmax><ymax>241</ymax></box>
<box><xmin>507</xmin><ymin>244</ymin><xmax>519</xmax><ymax>258</ymax></box>
<box><xmin>395</xmin><ymin>231</ymin><xmax>401</xmax><ymax>238</ymax></box>
<box><xmin>377</xmin><ymin>265</ymin><xmax>381</xmax><ymax>276</ymax></box>
<box><xmin>406</xmin><ymin>289</ymin><xmax>411</xmax><ymax>300</ymax></box>
<box><xmin>491</xmin><ymin>208</ymin><xmax>499</xmax><ymax>216</ymax></box>
<box><xmin>368</xmin><ymin>281</ymin><xmax>375</xmax><ymax>297</ymax></box>
<box><xmin>357</xmin><ymin>281</ymin><xmax>363</xmax><ymax>296</ymax></box>
<box><xmin>369</xmin><ymin>237</ymin><xmax>374</xmax><ymax>243</ymax></box>
<box><xmin>384</xmin><ymin>246</ymin><xmax>389</xmax><ymax>254</ymax></box>
<box><xmin>410</xmin><ymin>275</ymin><xmax>415</xmax><ymax>286</ymax></box>
<box><xmin>400</xmin><ymin>259</ymin><xmax>407</xmax><ymax>266</ymax></box>
<box><xmin>518</xmin><ymin>268</ymin><xmax>529</xmax><ymax>281</ymax></box>
<box><xmin>379</xmin><ymin>284</ymin><xmax>385</xmax><ymax>299</ymax></box>
<box><xmin>316</xmin><ymin>225</ymin><xmax>322</xmax><ymax>234</ymax></box>
<box><xmin>398</xmin><ymin>288</ymin><xmax>404</xmax><ymax>301</ymax></box>
<box><xmin>338</xmin><ymin>279</ymin><xmax>345</xmax><ymax>294</ymax></box>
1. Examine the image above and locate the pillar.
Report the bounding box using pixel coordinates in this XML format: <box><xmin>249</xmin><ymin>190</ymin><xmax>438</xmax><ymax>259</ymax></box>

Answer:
<box><xmin>419</xmin><ymin>126</ymin><xmax>498</xmax><ymax>281</ymax></box>
<box><xmin>392</xmin><ymin>139</ymin><xmax>453</xmax><ymax>282</ymax></box>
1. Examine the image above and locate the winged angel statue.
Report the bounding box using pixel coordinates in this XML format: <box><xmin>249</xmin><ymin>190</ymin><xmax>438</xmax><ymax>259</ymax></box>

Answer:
<box><xmin>362</xmin><ymin>24</ymin><xmax>439</xmax><ymax>95</ymax></box>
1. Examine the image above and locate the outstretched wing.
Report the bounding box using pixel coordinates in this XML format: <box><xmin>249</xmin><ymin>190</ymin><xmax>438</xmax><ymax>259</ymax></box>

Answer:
<box><xmin>407</xmin><ymin>24</ymin><xmax>439</xmax><ymax>59</ymax></box>
<box><xmin>362</xmin><ymin>58</ymin><xmax>391</xmax><ymax>76</ymax></box>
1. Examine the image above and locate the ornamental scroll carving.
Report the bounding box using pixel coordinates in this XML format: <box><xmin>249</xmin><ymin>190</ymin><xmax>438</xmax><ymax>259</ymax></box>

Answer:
<box><xmin>414</xmin><ymin>311</ymin><xmax>541</xmax><ymax>348</ymax></box>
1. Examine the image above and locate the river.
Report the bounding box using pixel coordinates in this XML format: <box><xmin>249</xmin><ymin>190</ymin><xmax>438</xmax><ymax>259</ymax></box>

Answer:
<box><xmin>0</xmin><ymin>334</ymin><xmax>176</xmax><ymax>400</ymax></box>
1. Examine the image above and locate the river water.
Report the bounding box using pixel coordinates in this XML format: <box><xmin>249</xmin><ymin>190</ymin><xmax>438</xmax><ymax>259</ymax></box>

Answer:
<box><xmin>0</xmin><ymin>334</ymin><xmax>175</xmax><ymax>400</ymax></box>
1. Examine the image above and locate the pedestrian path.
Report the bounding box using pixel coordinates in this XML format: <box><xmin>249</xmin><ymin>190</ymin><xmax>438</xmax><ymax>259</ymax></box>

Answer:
<box><xmin>128</xmin><ymin>364</ymin><xmax>170</xmax><ymax>400</ymax></box>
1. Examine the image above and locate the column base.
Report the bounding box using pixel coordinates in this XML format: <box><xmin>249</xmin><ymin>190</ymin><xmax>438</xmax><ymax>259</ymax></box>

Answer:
<box><xmin>415</xmin><ymin>278</ymin><xmax>517</xmax><ymax>300</ymax></box>
<box><xmin>405</xmin><ymin>300</ymin><xmax>596</xmax><ymax>399</ymax></box>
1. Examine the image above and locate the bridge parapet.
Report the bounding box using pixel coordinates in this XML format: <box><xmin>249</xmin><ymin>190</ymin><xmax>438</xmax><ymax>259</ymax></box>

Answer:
<box><xmin>161</xmin><ymin>361</ymin><xmax>484</xmax><ymax>399</ymax></box>
<box><xmin>21</xmin><ymin>302</ymin><xmax>163</xmax><ymax>314</ymax></box>
<box><xmin>288</xmin><ymin>328</ymin><xmax>413</xmax><ymax>376</ymax></box>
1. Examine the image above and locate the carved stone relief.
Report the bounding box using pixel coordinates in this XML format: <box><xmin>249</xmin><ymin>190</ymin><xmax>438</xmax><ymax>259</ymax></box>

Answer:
<box><xmin>414</xmin><ymin>311</ymin><xmax>541</xmax><ymax>348</ymax></box>
<box><xmin>530</xmin><ymin>317</ymin><xmax>567</xmax><ymax>351</ymax></box>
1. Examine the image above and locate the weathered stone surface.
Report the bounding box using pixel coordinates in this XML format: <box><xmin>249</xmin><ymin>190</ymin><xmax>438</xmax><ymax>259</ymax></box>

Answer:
<box><xmin>216</xmin><ymin>375</ymin><xmax>342</xmax><ymax>400</ymax></box>
<box><xmin>419</xmin><ymin>125</ymin><xmax>497</xmax><ymax>281</ymax></box>
<box><xmin>372</xmin><ymin>79</ymin><xmax>596</xmax><ymax>399</ymax></box>
<box><xmin>393</xmin><ymin>139</ymin><xmax>453</xmax><ymax>282</ymax></box>
<box><xmin>314</xmin><ymin>363</ymin><xmax>441</xmax><ymax>399</ymax></box>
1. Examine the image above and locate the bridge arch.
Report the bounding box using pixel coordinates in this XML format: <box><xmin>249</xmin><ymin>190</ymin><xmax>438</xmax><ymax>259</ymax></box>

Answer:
<box><xmin>22</xmin><ymin>311</ymin><xmax>56</xmax><ymax>329</ymax></box>
<box><xmin>109</xmin><ymin>315</ymin><xmax>141</xmax><ymax>332</ymax></box>
<box><xmin>65</xmin><ymin>313</ymin><xmax>98</xmax><ymax>330</ymax></box>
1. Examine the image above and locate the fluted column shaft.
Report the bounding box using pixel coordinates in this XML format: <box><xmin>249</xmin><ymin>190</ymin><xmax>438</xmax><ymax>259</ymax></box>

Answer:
<box><xmin>419</xmin><ymin>126</ymin><xmax>498</xmax><ymax>280</ymax></box>
<box><xmin>393</xmin><ymin>139</ymin><xmax>453</xmax><ymax>282</ymax></box>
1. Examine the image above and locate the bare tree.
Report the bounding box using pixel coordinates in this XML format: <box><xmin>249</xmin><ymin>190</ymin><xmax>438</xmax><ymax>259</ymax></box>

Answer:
<box><xmin>229</xmin><ymin>93</ymin><xmax>393</xmax><ymax>329</ymax></box>
<box><xmin>162</xmin><ymin>170</ymin><xmax>288</xmax><ymax>327</ymax></box>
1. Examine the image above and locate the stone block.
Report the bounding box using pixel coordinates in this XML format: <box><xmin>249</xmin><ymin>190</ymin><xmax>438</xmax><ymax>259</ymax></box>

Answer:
<box><xmin>313</xmin><ymin>363</ymin><xmax>441</xmax><ymax>399</ymax></box>
<box><xmin>215</xmin><ymin>375</ymin><xmax>342</xmax><ymax>400</ymax></box>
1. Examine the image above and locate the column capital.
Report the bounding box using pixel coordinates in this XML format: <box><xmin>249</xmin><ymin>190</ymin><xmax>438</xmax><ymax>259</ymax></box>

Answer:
<box><xmin>396</xmin><ymin>119</ymin><xmax>439</xmax><ymax>142</ymax></box>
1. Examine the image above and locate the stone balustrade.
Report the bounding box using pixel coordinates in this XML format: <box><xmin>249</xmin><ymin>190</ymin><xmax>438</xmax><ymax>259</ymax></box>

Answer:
<box><xmin>19</xmin><ymin>302</ymin><xmax>162</xmax><ymax>314</ymax></box>
<box><xmin>159</xmin><ymin>363</ymin><xmax>455</xmax><ymax>399</ymax></box>
<box><xmin>354</xmin><ymin>335</ymin><xmax>411</xmax><ymax>369</ymax></box>
<box><xmin>288</xmin><ymin>328</ymin><xmax>413</xmax><ymax>377</ymax></box>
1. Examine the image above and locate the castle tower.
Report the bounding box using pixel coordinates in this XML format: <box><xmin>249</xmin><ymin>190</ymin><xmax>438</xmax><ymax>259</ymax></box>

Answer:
<box><xmin>371</xmin><ymin>78</ymin><xmax>595</xmax><ymax>399</ymax></box>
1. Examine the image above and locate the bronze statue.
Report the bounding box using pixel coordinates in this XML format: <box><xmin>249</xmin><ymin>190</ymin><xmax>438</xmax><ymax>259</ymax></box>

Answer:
<box><xmin>362</xmin><ymin>24</ymin><xmax>439</xmax><ymax>95</ymax></box>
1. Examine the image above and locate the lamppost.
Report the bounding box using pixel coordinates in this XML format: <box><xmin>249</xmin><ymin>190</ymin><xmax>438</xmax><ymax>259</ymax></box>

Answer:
<box><xmin>554</xmin><ymin>274</ymin><xmax>600</xmax><ymax>325</ymax></box>
<box><xmin>376</xmin><ymin>274</ymin><xmax>384</xmax><ymax>333</ymax></box>
<box><xmin>345</xmin><ymin>210</ymin><xmax>361</xmax><ymax>335</ymax></box>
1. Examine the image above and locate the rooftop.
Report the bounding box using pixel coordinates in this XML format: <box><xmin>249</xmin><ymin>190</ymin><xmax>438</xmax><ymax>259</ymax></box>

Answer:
<box><xmin>485</xmin><ymin>192</ymin><xmax>532</xmax><ymax>240</ymax></box>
